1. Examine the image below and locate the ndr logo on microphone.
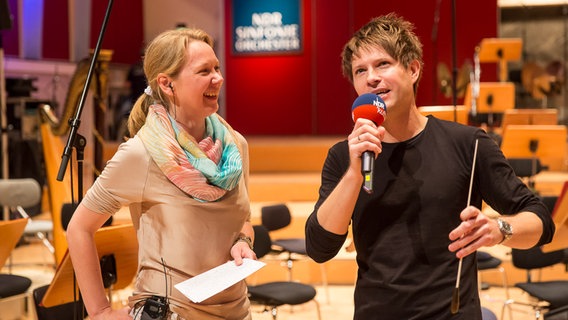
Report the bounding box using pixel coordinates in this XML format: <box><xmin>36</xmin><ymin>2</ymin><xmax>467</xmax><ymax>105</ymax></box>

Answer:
<box><xmin>372</xmin><ymin>96</ymin><xmax>386</xmax><ymax>117</ymax></box>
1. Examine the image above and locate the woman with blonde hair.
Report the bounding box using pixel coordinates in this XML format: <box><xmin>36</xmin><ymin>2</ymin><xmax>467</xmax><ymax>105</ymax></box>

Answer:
<box><xmin>67</xmin><ymin>27</ymin><xmax>256</xmax><ymax>320</ymax></box>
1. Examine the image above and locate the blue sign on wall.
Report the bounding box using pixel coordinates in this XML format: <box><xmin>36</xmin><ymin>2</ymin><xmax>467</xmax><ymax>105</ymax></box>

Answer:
<box><xmin>232</xmin><ymin>0</ymin><xmax>302</xmax><ymax>55</ymax></box>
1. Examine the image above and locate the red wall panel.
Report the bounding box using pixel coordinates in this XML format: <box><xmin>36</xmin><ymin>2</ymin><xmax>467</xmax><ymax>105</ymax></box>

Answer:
<box><xmin>312</xmin><ymin>0</ymin><xmax>355</xmax><ymax>135</ymax></box>
<box><xmin>2</xmin><ymin>0</ymin><xmax>19</xmax><ymax>56</ymax></box>
<box><xmin>225</xmin><ymin>55</ymin><xmax>315</xmax><ymax>134</ymax></box>
<box><xmin>42</xmin><ymin>0</ymin><xmax>69</xmax><ymax>60</ymax></box>
<box><xmin>91</xmin><ymin>0</ymin><xmax>144</xmax><ymax>64</ymax></box>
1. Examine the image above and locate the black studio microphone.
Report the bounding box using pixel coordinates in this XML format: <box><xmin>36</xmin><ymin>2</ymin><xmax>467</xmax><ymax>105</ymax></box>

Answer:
<box><xmin>351</xmin><ymin>93</ymin><xmax>387</xmax><ymax>194</ymax></box>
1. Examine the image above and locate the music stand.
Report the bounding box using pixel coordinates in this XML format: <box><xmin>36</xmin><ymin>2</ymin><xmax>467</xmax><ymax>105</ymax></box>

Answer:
<box><xmin>501</xmin><ymin>124</ymin><xmax>567</xmax><ymax>171</ymax></box>
<box><xmin>543</xmin><ymin>181</ymin><xmax>568</xmax><ymax>252</ymax></box>
<box><xmin>41</xmin><ymin>223</ymin><xmax>138</xmax><ymax>308</ymax></box>
<box><xmin>478</xmin><ymin>38</ymin><xmax>522</xmax><ymax>82</ymax></box>
<box><xmin>464</xmin><ymin>82</ymin><xmax>515</xmax><ymax>129</ymax></box>
<box><xmin>501</xmin><ymin>109</ymin><xmax>558</xmax><ymax>128</ymax></box>
<box><xmin>0</xmin><ymin>0</ymin><xmax>11</xmax><ymax>184</ymax></box>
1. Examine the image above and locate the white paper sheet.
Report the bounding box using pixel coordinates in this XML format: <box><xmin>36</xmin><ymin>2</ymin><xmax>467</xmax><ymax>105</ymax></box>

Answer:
<box><xmin>174</xmin><ymin>258</ymin><xmax>266</xmax><ymax>303</ymax></box>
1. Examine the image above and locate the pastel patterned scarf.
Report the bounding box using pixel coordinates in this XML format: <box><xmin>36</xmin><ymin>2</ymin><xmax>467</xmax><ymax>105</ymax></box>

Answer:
<box><xmin>137</xmin><ymin>104</ymin><xmax>242</xmax><ymax>202</ymax></box>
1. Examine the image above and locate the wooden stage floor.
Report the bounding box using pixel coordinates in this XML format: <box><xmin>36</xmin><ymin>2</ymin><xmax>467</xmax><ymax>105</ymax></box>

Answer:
<box><xmin>2</xmin><ymin>240</ymin><xmax>558</xmax><ymax>320</ymax></box>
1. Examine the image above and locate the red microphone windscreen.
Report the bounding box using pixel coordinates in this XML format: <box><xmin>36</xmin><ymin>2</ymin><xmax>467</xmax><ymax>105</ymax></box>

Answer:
<box><xmin>351</xmin><ymin>93</ymin><xmax>387</xmax><ymax>126</ymax></box>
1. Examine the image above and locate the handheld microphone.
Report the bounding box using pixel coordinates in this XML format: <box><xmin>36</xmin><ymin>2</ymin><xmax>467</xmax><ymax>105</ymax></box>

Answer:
<box><xmin>351</xmin><ymin>93</ymin><xmax>387</xmax><ymax>193</ymax></box>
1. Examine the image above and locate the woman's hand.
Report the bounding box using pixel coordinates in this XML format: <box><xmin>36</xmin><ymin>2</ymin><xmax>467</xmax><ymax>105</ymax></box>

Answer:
<box><xmin>230</xmin><ymin>241</ymin><xmax>257</xmax><ymax>266</ymax></box>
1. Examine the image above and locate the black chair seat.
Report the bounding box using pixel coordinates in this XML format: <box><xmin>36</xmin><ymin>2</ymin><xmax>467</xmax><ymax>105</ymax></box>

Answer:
<box><xmin>248</xmin><ymin>281</ymin><xmax>316</xmax><ymax>306</ymax></box>
<box><xmin>272</xmin><ymin>238</ymin><xmax>306</xmax><ymax>255</ymax></box>
<box><xmin>516</xmin><ymin>281</ymin><xmax>568</xmax><ymax>309</ymax></box>
<box><xmin>248</xmin><ymin>225</ymin><xmax>321</xmax><ymax>319</ymax></box>
<box><xmin>477</xmin><ymin>251</ymin><xmax>502</xmax><ymax>270</ymax></box>
<box><xmin>0</xmin><ymin>274</ymin><xmax>32</xmax><ymax>297</ymax></box>
<box><xmin>545</xmin><ymin>305</ymin><xmax>568</xmax><ymax>320</ymax></box>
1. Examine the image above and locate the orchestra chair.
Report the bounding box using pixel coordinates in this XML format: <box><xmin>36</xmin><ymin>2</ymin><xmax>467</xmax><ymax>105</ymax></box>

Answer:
<box><xmin>0</xmin><ymin>178</ymin><xmax>55</xmax><ymax>257</ymax></box>
<box><xmin>477</xmin><ymin>251</ymin><xmax>512</xmax><ymax>320</ymax></box>
<box><xmin>418</xmin><ymin>105</ymin><xmax>468</xmax><ymax>125</ymax></box>
<box><xmin>502</xmin><ymin>246</ymin><xmax>568</xmax><ymax>319</ymax></box>
<box><xmin>0</xmin><ymin>218</ymin><xmax>33</xmax><ymax>319</ymax></box>
<box><xmin>477</xmin><ymin>251</ymin><xmax>508</xmax><ymax>292</ymax></box>
<box><xmin>260</xmin><ymin>203</ymin><xmax>329</xmax><ymax>302</ymax></box>
<box><xmin>247</xmin><ymin>225</ymin><xmax>321</xmax><ymax>320</ymax></box>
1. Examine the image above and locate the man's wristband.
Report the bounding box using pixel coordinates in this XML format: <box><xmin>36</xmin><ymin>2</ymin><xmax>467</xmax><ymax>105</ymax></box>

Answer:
<box><xmin>234</xmin><ymin>234</ymin><xmax>253</xmax><ymax>250</ymax></box>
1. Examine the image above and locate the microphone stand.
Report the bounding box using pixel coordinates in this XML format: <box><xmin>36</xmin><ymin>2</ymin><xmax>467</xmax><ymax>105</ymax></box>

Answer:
<box><xmin>450</xmin><ymin>0</ymin><xmax>458</xmax><ymax>123</ymax></box>
<box><xmin>449</xmin><ymin>0</ymin><xmax>462</xmax><ymax>314</ymax></box>
<box><xmin>56</xmin><ymin>1</ymin><xmax>114</xmax><ymax>319</ymax></box>
<box><xmin>431</xmin><ymin>0</ymin><xmax>442</xmax><ymax>105</ymax></box>
<box><xmin>528</xmin><ymin>139</ymin><xmax>539</xmax><ymax>191</ymax></box>
<box><xmin>0</xmin><ymin>32</ymin><xmax>10</xmax><ymax>223</ymax></box>
<box><xmin>57</xmin><ymin>0</ymin><xmax>114</xmax><ymax>183</ymax></box>
<box><xmin>0</xmin><ymin>33</ymin><xmax>8</xmax><ymax>183</ymax></box>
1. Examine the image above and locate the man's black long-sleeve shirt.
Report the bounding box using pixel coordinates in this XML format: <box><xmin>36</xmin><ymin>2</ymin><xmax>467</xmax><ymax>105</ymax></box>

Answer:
<box><xmin>306</xmin><ymin>116</ymin><xmax>555</xmax><ymax>319</ymax></box>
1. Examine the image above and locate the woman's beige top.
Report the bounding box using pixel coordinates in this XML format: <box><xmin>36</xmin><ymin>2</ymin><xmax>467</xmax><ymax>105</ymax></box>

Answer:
<box><xmin>81</xmin><ymin>133</ymin><xmax>252</xmax><ymax>320</ymax></box>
